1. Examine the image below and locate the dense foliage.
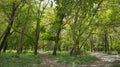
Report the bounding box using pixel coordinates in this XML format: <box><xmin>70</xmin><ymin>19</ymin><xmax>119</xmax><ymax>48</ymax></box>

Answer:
<box><xmin>0</xmin><ymin>0</ymin><xmax>120</xmax><ymax>56</ymax></box>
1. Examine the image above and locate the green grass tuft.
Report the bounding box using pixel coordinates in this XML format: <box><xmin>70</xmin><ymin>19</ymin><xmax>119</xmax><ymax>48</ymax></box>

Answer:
<box><xmin>49</xmin><ymin>51</ymin><xmax>98</xmax><ymax>66</ymax></box>
<box><xmin>0</xmin><ymin>53</ymin><xmax>41</xmax><ymax>67</ymax></box>
<box><xmin>114</xmin><ymin>61</ymin><xmax>120</xmax><ymax>67</ymax></box>
<box><xmin>107</xmin><ymin>51</ymin><xmax>118</xmax><ymax>55</ymax></box>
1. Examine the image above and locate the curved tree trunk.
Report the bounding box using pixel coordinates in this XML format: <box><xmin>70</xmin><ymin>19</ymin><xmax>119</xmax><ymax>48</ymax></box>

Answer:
<box><xmin>0</xmin><ymin>2</ymin><xmax>21</xmax><ymax>52</ymax></box>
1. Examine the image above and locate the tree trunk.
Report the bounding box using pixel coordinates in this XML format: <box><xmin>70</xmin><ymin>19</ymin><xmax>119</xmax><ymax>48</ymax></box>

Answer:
<box><xmin>104</xmin><ymin>29</ymin><xmax>109</xmax><ymax>53</ymax></box>
<box><xmin>70</xmin><ymin>40</ymin><xmax>79</xmax><ymax>56</ymax></box>
<box><xmin>109</xmin><ymin>36</ymin><xmax>113</xmax><ymax>51</ymax></box>
<box><xmin>53</xmin><ymin>28</ymin><xmax>61</xmax><ymax>55</ymax></box>
<box><xmin>0</xmin><ymin>2</ymin><xmax>20</xmax><ymax>52</ymax></box>
<box><xmin>3</xmin><ymin>40</ymin><xmax>8</xmax><ymax>52</ymax></box>
<box><xmin>0</xmin><ymin>21</ymin><xmax>13</xmax><ymax>52</ymax></box>
<box><xmin>34</xmin><ymin>20</ymin><xmax>40</xmax><ymax>55</ymax></box>
<box><xmin>90</xmin><ymin>35</ymin><xmax>94</xmax><ymax>52</ymax></box>
<box><xmin>17</xmin><ymin>28</ymin><xmax>24</xmax><ymax>54</ymax></box>
<box><xmin>52</xmin><ymin>15</ymin><xmax>64</xmax><ymax>55</ymax></box>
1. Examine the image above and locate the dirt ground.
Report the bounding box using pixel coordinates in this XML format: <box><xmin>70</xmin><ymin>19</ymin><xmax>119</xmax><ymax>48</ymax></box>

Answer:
<box><xmin>39</xmin><ymin>52</ymin><xmax>120</xmax><ymax>67</ymax></box>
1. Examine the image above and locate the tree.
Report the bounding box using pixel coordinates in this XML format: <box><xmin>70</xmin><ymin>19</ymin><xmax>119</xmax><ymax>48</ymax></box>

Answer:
<box><xmin>0</xmin><ymin>0</ymin><xmax>24</xmax><ymax>52</ymax></box>
<box><xmin>52</xmin><ymin>0</ymin><xmax>74</xmax><ymax>55</ymax></box>
<box><xmin>70</xmin><ymin>0</ymin><xmax>103</xmax><ymax>55</ymax></box>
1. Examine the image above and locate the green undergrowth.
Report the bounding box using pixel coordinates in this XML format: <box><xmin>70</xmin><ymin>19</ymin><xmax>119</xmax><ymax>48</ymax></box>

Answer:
<box><xmin>0</xmin><ymin>52</ymin><xmax>41</xmax><ymax>67</ymax></box>
<box><xmin>114</xmin><ymin>61</ymin><xmax>120</xmax><ymax>67</ymax></box>
<box><xmin>107</xmin><ymin>51</ymin><xmax>118</xmax><ymax>55</ymax></box>
<box><xmin>115</xmin><ymin>64</ymin><xmax>120</xmax><ymax>67</ymax></box>
<box><xmin>49</xmin><ymin>51</ymin><xmax>98</xmax><ymax>66</ymax></box>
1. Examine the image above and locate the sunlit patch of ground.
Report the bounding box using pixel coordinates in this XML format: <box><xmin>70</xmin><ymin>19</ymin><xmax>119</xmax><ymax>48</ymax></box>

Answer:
<box><xmin>39</xmin><ymin>52</ymin><xmax>120</xmax><ymax>67</ymax></box>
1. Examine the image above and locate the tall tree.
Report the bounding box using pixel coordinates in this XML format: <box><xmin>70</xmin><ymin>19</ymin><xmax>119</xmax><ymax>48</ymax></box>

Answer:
<box><xmin>0</xmin><ymin>0</ymin><xmax>24</xmax><ymax>52</ymax></box>
<box><xmin>52</xmin><ymin>0</ymin><xmax>73</xmax><ymax>55</ymax></box>
<box><xmin>34</xmin><ymin>0</ymin><xmax>49</xmax><ymax>55</ymax></box>
<box><xmin>70</xmin><ymin>0</ymin><xmax>103</xmax><ymax>55</ymax></box>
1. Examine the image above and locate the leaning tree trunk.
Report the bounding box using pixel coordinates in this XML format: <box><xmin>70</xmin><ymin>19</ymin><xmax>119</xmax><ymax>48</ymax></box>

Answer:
<box><xmin>3</xmin><ymin>39</ymin><xmax>8</xmax><ymax>52</ymax></box>
<box><xmin>3</xmin><ymin>31</ymin><xmax>13</xmax><ymax>52</ymax></box>
<box><xmin>0</xmin><ymin>20</ymin><xmax>14</xmax><ymax>52</ymax></box>
<box><xmin>70</xmin><ymin>41</ymin><xmax>79</xmax><ymax>56</ymax></box>
<box><xmin>0</xmin><ymin>2</ymin><xmax>20</xmax><ymax>52</ymax></box>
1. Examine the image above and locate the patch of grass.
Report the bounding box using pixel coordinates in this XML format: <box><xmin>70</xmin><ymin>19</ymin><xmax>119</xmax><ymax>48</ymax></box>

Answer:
<box><xmin>114</xmin><ymin>61</ymin><xmax>120</xmax><ymax>67</ymax></box>
<box><xmin>0</xmin><ymin>53</ymin><xmax>41</xmax><ymax>67</ymax></box>
<box><xmin>49</xmin><ymin>51</ymin><xmax>98</xmax><ymax>66</ymax></box>
<box><xmin>115</xmin><ymin>64</ymin><xmax>120</xmax><ymax>67</ymax></box>
<box><xmin>107</xmin><ymin>51</ymin><xmax>118</xmax><ymax>55</ymax></box>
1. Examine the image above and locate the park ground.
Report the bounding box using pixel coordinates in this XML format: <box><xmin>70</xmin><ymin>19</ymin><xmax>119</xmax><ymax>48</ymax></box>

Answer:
<box><xmin>0</xmin><ymin>51</ymin><xmax>120</xmax><ymax>67</ymax></box>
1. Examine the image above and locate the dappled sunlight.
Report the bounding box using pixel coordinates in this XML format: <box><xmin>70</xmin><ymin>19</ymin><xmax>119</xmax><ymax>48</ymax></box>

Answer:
<box><xmin>92</xmin><ymin>52</ymin><xmax>120</xmax><ymax>62</ymax></box>
<box><xmin>0</xmin><ymin>0</ymin><xmax>120</xmax><ymax>67</ymax></box>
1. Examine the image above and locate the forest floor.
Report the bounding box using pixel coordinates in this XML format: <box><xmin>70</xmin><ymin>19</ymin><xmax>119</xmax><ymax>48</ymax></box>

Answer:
<box><xmin>79</xmin><ymin>52</ymin><xmax>120</xmax><ymax>67</ymax></box>
<box><xmin>39</xmin><ymin>53</ymin><xmax>71</xmax><ymax>67</ymax></box>
<box><xmin>39</xmin><ymin>52</ymin><xmax>120</xmax><ymax>67</ymax></box>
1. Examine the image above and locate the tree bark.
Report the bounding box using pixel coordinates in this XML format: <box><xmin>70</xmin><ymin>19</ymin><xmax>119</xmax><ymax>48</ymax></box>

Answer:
<box><xmin>34</xmin><ymin>0</ymin><xmax>49</xmax><ymax>55</ymax></box>
<box><xmin>34</xmin><ymin>19</ymin><xmax>40</xmax><ymax>55</ymax></box>
<box><xmin>52</xmin><ymin>24</ymin><xmax>62</xmax><ymax>55</ymax></box>
<box><xmin>0</xmin><ymin>2</ymin><xmax>20</xmax><ymax>52</ymax></box>
<box><xmin>3</xmin><ymin>40</ymin><xmax>8</xmax><ymax>52</ymax></box>
<box><xmin>90</xmin><ymin>35</ymin><xmax>94</xmax><ymax>52</ymax></box>
<box><xmin>52</xmin><ymin>15</ymin><xmax>64</xmax><ymax>55</ymax></box>
<box><xmin>17</xmin><ymin>28</ymin><xmax>24</xmax><ymax>54</ymax></box>
<box><xmin>70</xmin><ymin>41</ymin><xmax>79</xmax><ymax>55</ymax></box>
<box><xmin>0</xmin><ymin>20</ymin><xmax>14</xmax><ymax>51</ymax></box>
<box><xmin>104</xmin><ymin>29</ymin><xmax>109</xmax><ymax>53</ymax></box>
<box><xmin>109</xmin><ymin>36</ymin><xmax>113</xmax><ymax>51</ymax></box>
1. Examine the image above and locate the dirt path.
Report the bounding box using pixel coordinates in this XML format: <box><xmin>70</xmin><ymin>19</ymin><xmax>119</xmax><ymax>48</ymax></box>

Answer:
<box><xmin>79</xmin><ymin>52</ymin><xmax>120</xmax><ymax>67</ymax></box>
<box><xmin>39</xmin><ymin>52</ymin><xmax>120</xmax><ymax>67</ymax></box>
<box><xmin>39</xmin><ymin>53</ymin><xmax>71</xmax><ymax>67</ymax></box>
